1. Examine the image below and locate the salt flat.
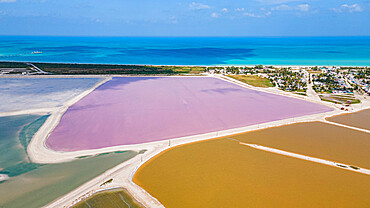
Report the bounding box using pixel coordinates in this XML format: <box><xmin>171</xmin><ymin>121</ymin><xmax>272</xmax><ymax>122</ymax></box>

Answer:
<box><xmin>47</xmin><ymin>77</ymin><xmax>332</xmax><ymax>151</ymax></box>
<box><xmin>0</xmin><ymin>78</ymin><xmax>101</xmax><ymax>113</ymax></box>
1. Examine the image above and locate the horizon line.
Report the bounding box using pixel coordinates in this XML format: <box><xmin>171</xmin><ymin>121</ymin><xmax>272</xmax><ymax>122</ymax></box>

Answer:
<box><xmin>0</xmin><ymin>35</ymin><xmax>370</xmax><ymax>38</ymax></box>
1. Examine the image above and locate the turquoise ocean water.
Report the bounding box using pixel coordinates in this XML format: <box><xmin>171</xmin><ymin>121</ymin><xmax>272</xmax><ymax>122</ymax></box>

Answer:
<box><xmin>0</xmin><ymin>36</ymin><xmax>369</xmax><ymax>66</ymax></box>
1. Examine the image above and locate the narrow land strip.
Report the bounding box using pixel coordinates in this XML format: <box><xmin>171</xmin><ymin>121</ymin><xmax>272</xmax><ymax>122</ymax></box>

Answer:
<box><xmin>323</xmin><ymin>120</ymin><xmax>370</xmax><ymax>134</ymax></box>
<box><xmin>236</xmin><ymin>141</ymin><xmax>370</xmax><ymax>175</ymax></box>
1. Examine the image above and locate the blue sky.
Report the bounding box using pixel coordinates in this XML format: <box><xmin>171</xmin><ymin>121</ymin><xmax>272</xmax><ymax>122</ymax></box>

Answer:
<box><xmin>0</xmin><ymin>0</ymin><xmax>369</xmax><ymax>36</ymax></box>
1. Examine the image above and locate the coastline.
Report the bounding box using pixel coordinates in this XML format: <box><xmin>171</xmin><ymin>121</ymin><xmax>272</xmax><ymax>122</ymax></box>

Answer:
<box><xmin>1</xmin><ymin>60</ymin><xmax>369</xmax><ymax>68</ymax></box>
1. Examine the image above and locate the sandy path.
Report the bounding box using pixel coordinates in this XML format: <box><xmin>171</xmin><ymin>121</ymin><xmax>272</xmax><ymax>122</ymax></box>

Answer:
<box><xmin>0</xmin><ymin>107</ymin><xmax>57</xmax><ymax>117</ymax></box>
<box><xmin>306</xmin><ymin>75</ymin><xmax>321</xmax><ymax>101</ymax></box>
<box><xmin>47</xmin><ymin>144</ymin><xmax>166</xmax><ymax>208</ymax></box>
<box><xmin>323</xmin><ymin>120</ymin><xmax>370</xmax><ymax>133</ymax></box>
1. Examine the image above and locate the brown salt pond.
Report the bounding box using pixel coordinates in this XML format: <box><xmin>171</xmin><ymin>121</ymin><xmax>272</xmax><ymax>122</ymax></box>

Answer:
<box><xmin>327</xmin><ymin>109</ymin><xmax>370</xmax><ymax>131</ymax></box>
<box><xmin>231</xmin><ymin>122</ymin><xmax>370</xmax><ymax>169</ymax></box>
<box><xmin>134</xmin><ymin>138</ymin><xmax>370</xmax><ymax>208</ymax></box>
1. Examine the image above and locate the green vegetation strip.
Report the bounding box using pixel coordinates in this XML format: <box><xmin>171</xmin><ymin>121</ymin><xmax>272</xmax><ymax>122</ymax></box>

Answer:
<box><xmin>72</xmin><ymin>188</ymin><xmax>143</xmax><ymax>208</ymax></box>
<box><xmin>32</xmin><ymin>62</ymin><xmax>206</xmax><ymax>75</ymax></box>
<box><xmin>228</xmin><ymin>75</ymin><xmax>273</xmax><ymax>88</ymax></box>
<box><xmin>100</xmin><ymin>179</ymin><xmax>113</xmax><ymax>186</ymax></box>
<box><xmin>294</xmin><ymin>92</ymin><xmax>307</xmax><ymax>96</ymax></box>
<box><xmin>0</xmin><ymin>61</ymin><xmax>28</xmax><ymax>68</ymax></box>
<box><xmin>320</xmin><ymin>95</ymin><xmax>361</xmax><ymax>104</ymax></box>
<box><xmin>320</xmin><ymin>98</ymin><xmax>338</xmax><ymax>104</ymax></box>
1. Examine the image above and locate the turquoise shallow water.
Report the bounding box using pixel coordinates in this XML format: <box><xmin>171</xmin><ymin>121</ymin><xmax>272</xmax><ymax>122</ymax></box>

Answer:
<box><xmin>0</xmin><ymin>36</ymin><xmax>369</xmax><ymax>66</ymax></box>
<box><xmin>0</xmin><ymin>114</ymin><xmax>138</xmax><ymax>208</ymax></box>
<box><xmin>0</xmin><ymin>115</ymin><xmax>44</xmax><ymax>171</ymax></box>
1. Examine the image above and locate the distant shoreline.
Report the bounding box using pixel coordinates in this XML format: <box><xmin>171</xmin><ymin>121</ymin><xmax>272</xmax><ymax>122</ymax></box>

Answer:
<box><xmin>0</xmin><ymin>60</ymin><xmax>368</xmax><ymax>68</ymax></box>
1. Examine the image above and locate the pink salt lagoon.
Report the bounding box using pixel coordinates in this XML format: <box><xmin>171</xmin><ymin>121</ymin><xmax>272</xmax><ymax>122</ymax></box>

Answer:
<box><xmin>46</xmin><ymin>77</ymin><xmax>332</xmax><ymax>151</ymax></box>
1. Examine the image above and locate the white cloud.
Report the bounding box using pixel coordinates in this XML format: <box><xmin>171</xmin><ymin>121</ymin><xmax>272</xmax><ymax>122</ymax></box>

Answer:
<box><xmin>211</xmin><ymin>12</ymin><xmax>219</xmax><ymax>18</ymax></box>
<box><xmin>271</xmin><ymin>4</ymin><xmax>291</xmax><ymax>11</ymax></box>
<box><xmin>332</xmin><ymin>4</ymin><xmax>363</xmax><ymax>13</ymax></box>
<box><xmin>243</xmin><ymin>12</ymin><xmax>256</xmax><ymax>17</ymax></box>
<box><xmin>242</xmin><ymin>3</ymin><xmax>310</xmax><ymax>18</ymax></box>
<box><xmin>189</xmin><ymin>2</ymin><xmax>210</xmax><ymax>10</ymax></box>
<box><xmin>297</xmin><ymin>4</ymin><xmax>309</xmax><ymax>12</ymax></box>
<box><xmin>244</xmin><ymin>11</ymin><xmax>271</xmax><ymax>18</ymax></box>
<box><xmin>271</xmin><ymin>4</ymin><xmax>309</xmax><ymax>12</ymax></box>
<box><xmin>256</xmin><ymin>0</ymin><xmax>302</xmax><ymax>5</ymax></box>
<box><xmin>169</xmin><ymin>16</ymin><xmax>178</xmax><ymax>24</ymax></box>
<box><xmin>0</xmin><ymin>0</ymin><xmax>16</xmax><ymax>2</ymax></box>
<box><xmin>222</xmin><ymin>8</ymin><xmax>228</xmax><ymax>12</ymax></box>
<box><xmin>235</xmin><ymin>8</ymin><xmax>245</xmax><ymax>11</ymax></box>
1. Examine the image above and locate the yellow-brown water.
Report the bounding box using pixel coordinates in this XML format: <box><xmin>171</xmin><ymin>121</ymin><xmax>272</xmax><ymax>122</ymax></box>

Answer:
<box><xmin>134</xmin><ymin>123</ymin><xmax>370</xmax><ymax>208</ymax></box>
<box><xmin>231</xmin><ymin>122</ymin><xmax>370</xmax><ymax>169</ymax></box>
<box><xmin>327</xmin><ymin>109</ymin><xmax>370</xmax><ymax>131</ymax></box>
